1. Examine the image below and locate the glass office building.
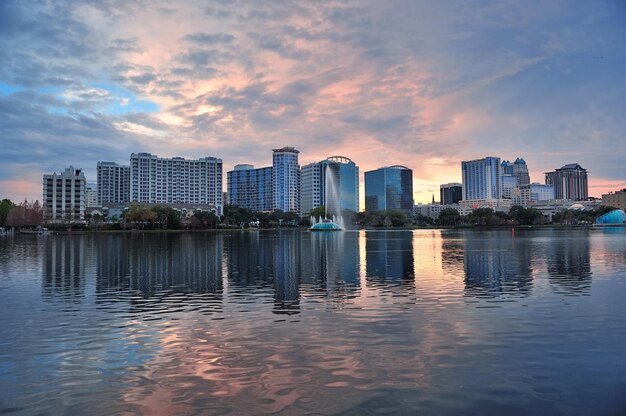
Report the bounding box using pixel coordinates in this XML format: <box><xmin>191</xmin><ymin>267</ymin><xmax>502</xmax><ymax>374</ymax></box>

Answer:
<box><xmin>227</xmin><ymin>164</ymin><xmax>273</xmax><ymax>212</ymax></box>
<box><xmin>301</xmin><ymin>156</ymin><xmax>359</xmax><ymax>216</ymax></box>
<box><xmin>440</xmin><ymin>182</ymin><xmax>462</xmax><ymax>205</ymax></box>
<box><xmin>364</xmin><ymin>166</ymin><xmax>413</xmax><ymax>214</ymax></box>
<box><xmin>461</xmin><ymin>157</ymin><xmax>502</xmax><ymax>201</ymax></box>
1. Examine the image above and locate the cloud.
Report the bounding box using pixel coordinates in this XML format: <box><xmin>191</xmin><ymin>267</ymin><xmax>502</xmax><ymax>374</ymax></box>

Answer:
<box><xmin>182</xmin><ymin>32</ymin><xmax>235</xmax><ymax>44</ymax></box>
<box><xmin>0</xmin><ymin>0</ymin><xmax>625</xmax><ymax>204</ymax></box>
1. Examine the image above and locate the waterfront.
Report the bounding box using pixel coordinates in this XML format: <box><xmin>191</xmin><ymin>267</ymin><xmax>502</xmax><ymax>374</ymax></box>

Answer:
<box><xmin>1</xmin><ymin>229</ymin><xmax>625</xmax><ymax>415</ymax></box>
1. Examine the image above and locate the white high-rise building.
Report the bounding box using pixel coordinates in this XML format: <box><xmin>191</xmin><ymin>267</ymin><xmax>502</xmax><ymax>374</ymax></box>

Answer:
<box><xmin>272</xmin><ymin>147</ymin><xmax>300</xmax><ymax>213</ymax></box>
<box><xmin>86</xmin><ymin>182</ymin><xmax>98</xmax><ymax>207</ymax></box>
<box><xmin>43</xmin><ymin>166</ymin><xmax>86</xmax><ymax>222</ymax></box>
<box><xmin>97</xmin><ymin>162</ymin><xmax>130</xmax><ymax>206</ymax></box>
<box><xmin>130</xmin><ymin>153</ymin><xmax>223</xmax><ymax>215</ymax></box>
<box><xmin>462</xmin><ymin>157</ymin><xmax>502</xmax><ymax>201</ymax></box>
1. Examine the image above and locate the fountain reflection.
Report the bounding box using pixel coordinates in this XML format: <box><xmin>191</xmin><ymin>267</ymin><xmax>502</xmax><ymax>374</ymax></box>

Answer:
<box><xmin>225</xmin><ymin>231</ymin><xmax>361</xmax><ymax>315</ymax></box>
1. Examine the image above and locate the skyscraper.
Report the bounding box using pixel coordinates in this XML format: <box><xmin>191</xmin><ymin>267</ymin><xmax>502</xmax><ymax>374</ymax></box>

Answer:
<box><xmin>545</xmin><ymin>163</ymin><xmax>588</xmax><ymax>201</ymax></box>
<box><xmin>97</xmin><ymin>161</ymin><xmax>130</xmax><ymax>206</ymax></box>
<box><xmin>364</xmin><ymin>166</ymin><xmax>413</xmax><ymax>215</ymax></box>
<box><xmin>440</xmin><ymin>183</ymin><xmax>462</xmax><ymax>205</ymax></box>
<box><xmin>272</xmin><ymin>147</ymin><xmax>300</xmax><ymax>213</ymax></box>
<box><xmin>130</xmin><ymin>153</ymin><xmax>223</xmax><ymax>214</ymax></box>
<box><xmin>513</xmin><ymin>158</ymin><xmax>530</xmax><ymax>186</ymax></box>
<box><xmin>227</xmin><ymin>164</ymin><xmax>273</xmax><ymax>212</ymax></box>
<box><xmin>301</xmin><ymin>156</ymin><xmax>359</xmax><ymax>215</ymax></box>
<box><xmin>501</xmin><ymin>160</ymin><xmax>514</xmax><ymax>175</ymax></box>
<box><xmin>502</xmin><ymin>158</ymin><xmax>530</xmax><ymax>186</ymax></box>
<box><xmin>461</xmin><ymin>157</ymin><xmax>502</xmax><ymax>201</ymax></box>
<box><xmin>43</xmin><ymin>166</ymin><xmax>86</xmax><ymax>222</ymax></box>
<box><xmin>501</xmin><ymin>175</ymin><xmax>518</xmax><ymax>199</ymax></box>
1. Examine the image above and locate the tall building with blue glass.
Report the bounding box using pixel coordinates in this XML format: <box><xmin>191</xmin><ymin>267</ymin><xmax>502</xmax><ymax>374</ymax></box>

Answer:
<box><xmin>461</xmin><ymin>157</ymin><xmax>502</xmax><ymax>201</ymax></box>
<box><xmin>273</xmin><ymin>147</ymin><xmax>301</xmax><ymax>213</ymax></box>
<box><xmin>364</xmin><ymin>166</ymin><xmax>413</xmax><ymax>214</ymax></box>
<box><xmin>227</xmin><ymin>164</ymin><xmax>273</xmax><ymax>212</ymax></box>
<box><xmin>301</xmin><ymin>156</ymin><xmax>359</xmax><ymax>216</ymax></box>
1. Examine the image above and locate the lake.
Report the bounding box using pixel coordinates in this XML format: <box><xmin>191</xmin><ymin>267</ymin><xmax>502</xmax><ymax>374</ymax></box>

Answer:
<box><xmin>1</xmin><ymin>228</ymin><xmax>625</xmax><ymax>415</ymax></box>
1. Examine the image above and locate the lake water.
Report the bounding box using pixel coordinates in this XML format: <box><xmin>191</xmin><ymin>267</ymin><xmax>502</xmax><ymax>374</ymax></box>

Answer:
<box><xmin>1</xmin><ymin>228</ymin><xmax>625</xmax><ymax>415</ymax></box>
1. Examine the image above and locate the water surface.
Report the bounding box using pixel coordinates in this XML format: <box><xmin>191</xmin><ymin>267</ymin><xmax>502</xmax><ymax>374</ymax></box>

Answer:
<box><xmin>1</xmin><ymin>228</ymin><xmax>625</xmax><ymax>415</ymax></box>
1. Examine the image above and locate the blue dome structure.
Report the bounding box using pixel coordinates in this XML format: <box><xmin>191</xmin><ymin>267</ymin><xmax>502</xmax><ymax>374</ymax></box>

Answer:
<box><xmin>309</xmin><ymin>220</ymin><xmax>343</xmax><ymax>231</ymax></box>
<box><xmin>595</xmin><ymin>209</ymin><xmax>626</xmax><ymax>225</ymax></box>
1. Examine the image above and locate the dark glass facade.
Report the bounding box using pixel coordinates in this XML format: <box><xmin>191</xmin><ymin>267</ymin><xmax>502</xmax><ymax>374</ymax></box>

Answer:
<box><xmin>227</xmin><ymin>165</ymin><xmax>273</xmax><ymax>212</ymax></box>
<box><xmin>440</xmin><ymin>183</ymin><xmax>462</xmax><ymax>205</ymax></box>
<box><xmin>364</xmin><ymin>166</ymin><xmax>413</xmax><ymax>214</ymax></box>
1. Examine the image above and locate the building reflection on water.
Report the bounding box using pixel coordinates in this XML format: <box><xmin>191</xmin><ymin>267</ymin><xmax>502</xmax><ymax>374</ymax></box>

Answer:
<box><xmin>225</xmin><ymin>231</ymin><xmax>361</xmax><ymax>315</ymax></box>
<box><xmin>43</xmin><ymin>236</ymin><xmax>86</xmax><ymax>300</ymax></box>
<box><xmin>365</xmin><ymin>231</ymin><xmax>414</xmax><ymax>286</ymax></box>
<box><xmin>96</xmin><ymin>234</ymin><xmax>224</xmax><ymax>295</ymax></box>
<box><xmin>546</xmin><ymin>231</ymin><xmax>592</xmax><ymax>295</ymax></box>
<box><xmin>459</xmin><ymin>232</ymin><xmax>534</xmax><ymax>298</ymax></box>
<box><xmin>40</xmin><ymin>229</ymin><xmax>595</xmax><ymax>311</ymax></box>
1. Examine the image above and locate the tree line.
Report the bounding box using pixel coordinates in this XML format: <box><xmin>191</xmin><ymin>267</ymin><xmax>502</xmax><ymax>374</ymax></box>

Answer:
<box><xmin>0</xmin><ymin>197</ymin><xmax>619</xmax><ymax>230</ymax></box>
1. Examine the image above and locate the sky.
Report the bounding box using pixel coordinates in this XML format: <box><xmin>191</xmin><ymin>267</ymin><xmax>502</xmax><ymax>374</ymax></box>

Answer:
<box><xmin>1</xmin><ymin>0</ymin><xmax>625</xmax><ymax>206</ymax></box>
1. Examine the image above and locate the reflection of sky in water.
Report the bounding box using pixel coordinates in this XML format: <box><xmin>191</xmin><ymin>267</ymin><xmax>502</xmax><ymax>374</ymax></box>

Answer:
<box><xmin>0</xmin><ymin>228</ymin><xmax>625</xmax><ymax>415</ymax></box>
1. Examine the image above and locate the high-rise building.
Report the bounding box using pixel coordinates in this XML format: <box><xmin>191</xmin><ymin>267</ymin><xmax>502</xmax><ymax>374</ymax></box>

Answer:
<box><xmin>43</xmin><ymin>166</ymin><xmax>86</xmax><ymax>222</ymax></box>
<box><xmin>96</xmin><ymin>162</ymin><xmax>130</xmax><ymax>206</ymax></box>
<box><xmin>513</xmin><ymin>158</ymin><xmax>530</xmax><ymax>186</ymax></box>
<box><xmin>501</xmin><ymin>174</ymin><xmax>518</xmax><ymax>199</ymax></box>
<box><xmin>365</xmin><ymin>166</ymin><xmax>413</xmax><ymax>215</ymax></box>
<box><xmin>440</xmin><ymin>183</ymin><xmax>462</xmax><ymax>205</ymax></box>
<box><xmin>227</xmin><ymin>164</ymin><xmax>273</xmax><ymax>212</ymax></box>
<box><xmin>272</xmin><ymin>147</ymin><xmax>300</xmax><ymax>213</ymax></box>
<box><xmin>602</xmin><ymin>189</ymin><xmax>626</xmax><ymax>211</ymax></box>
<box><xmin>461</xmin><ymin>157</ymin><xmax>502</xmax><ymax>201</ymax></box>
<box><xmin>301</xmin><ymin>156</ymin><xmax>359</xmax><ymax>215</ymax></box>
<box><xmin>545</xmin><ymin>163</ymin><xmax>588</xmax><ymax>201</ymax></box>
<box><xmin>86</xmin><ymin>182</ymin><xmax>98</xmax><ymax>207</ymax></box>
<box><xmin>130</xmin><ymin>153</ymin><xmax>223</xmax><ymax>215</ymax></box>
<box><xmin>501</xmin><ymin>160</ymin><xmax>514</xmax><ymax>176</ymax></box>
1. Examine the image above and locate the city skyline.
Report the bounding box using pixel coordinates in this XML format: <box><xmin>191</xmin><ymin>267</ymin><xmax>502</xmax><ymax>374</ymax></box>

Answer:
<box><xmin>1</xmin><ymin>1</ymin><xmax>625</xmax><ymax>204</ymax></box>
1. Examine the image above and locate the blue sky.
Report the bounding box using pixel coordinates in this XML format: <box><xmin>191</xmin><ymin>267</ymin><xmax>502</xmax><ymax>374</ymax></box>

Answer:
<box><xmin>0</xmin><ymin>0</ymin><xmax>625</xmax><ymax>203</ymax></box>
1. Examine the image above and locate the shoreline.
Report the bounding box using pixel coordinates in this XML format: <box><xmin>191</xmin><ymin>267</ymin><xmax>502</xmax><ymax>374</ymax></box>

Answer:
<box><xmin>13</xmin><ymin>223</ymin><xmax>622</xmax><ymax>235</ymax></box>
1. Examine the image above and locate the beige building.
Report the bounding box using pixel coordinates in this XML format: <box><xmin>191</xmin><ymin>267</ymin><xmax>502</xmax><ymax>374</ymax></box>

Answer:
<box><xmin>43</xmin><ymin>166</ymin><xmax>86</xmax><ymax>222</ymax></box>
<box><xmin>602</xmin><ymin>189</ymin><xmax>626</xmax><ymax>211</ymax></box>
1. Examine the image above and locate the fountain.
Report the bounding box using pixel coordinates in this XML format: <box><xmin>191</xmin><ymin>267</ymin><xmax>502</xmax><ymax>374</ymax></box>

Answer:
<box><xmin>309</xmin><ymin>163</ymin><xmax>344</xmax><ymax>231</ymax></box>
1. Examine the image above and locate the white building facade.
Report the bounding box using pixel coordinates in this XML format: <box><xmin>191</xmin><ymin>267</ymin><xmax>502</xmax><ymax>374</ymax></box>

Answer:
<box><xmin>97</xmin><ymin>162</ymin><xmax>130</xmax><ymax>206</ymax></box>
<box><xmin>130</xmin><ymin>153</ymin><xmax>223</xmax><ymax>215</ymax></box>
<box><xmin>43</xmin><ymin>166</ymin><xmax>86</xmax><ymax>222</ymax></box>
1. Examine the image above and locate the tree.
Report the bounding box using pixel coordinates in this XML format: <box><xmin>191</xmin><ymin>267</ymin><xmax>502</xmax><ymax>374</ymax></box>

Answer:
<box><xmin>385</xmin><ymin>209</ymin><xmax>408</xmax><ymax>227</ymax></box>
<box><xmin>438</xmin><ymin>208</ymin><xmax>461</xmax><ymax>226</ymax></box>
<box><xmin>467</xmin><ymin>208</ymin><xmax>496</xmax><ymax>226</ymax></box>
<box><xmin>309</xmin><ymin>206</ymin><xmax>327</xmax><ymax>219</ymax></box>
<box><xmin>0</xmin><ymin>199</ymin><xmax>14</xmax><ymax>227</ymax></box>
<box><xmin>223</xmin><ymin>204</ymin><xmax>253</xmax><ymax>227</ymax></box>
<box><xmin>191</xmin><ymin>211</ymin><xmax>218</xmax><ymax>229</ymax></box>
<box><xmin>151</xmin><ymin>206</ymin><xmax>182</xmax><ymax>229</ymax></box>
<box><xmin>509</xmin><ymin>205</ymin><xmax>543</xmax><ymax>225</ymax></box>
<box><xmin>6</xmin><ymin>199</ymin><xmax>43</xmax><ymax>228</ymax></box>
<box><xmin>125</xmin><ymin>205</ymin><xmax>158</xmax><ymax>228</ymax></box>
